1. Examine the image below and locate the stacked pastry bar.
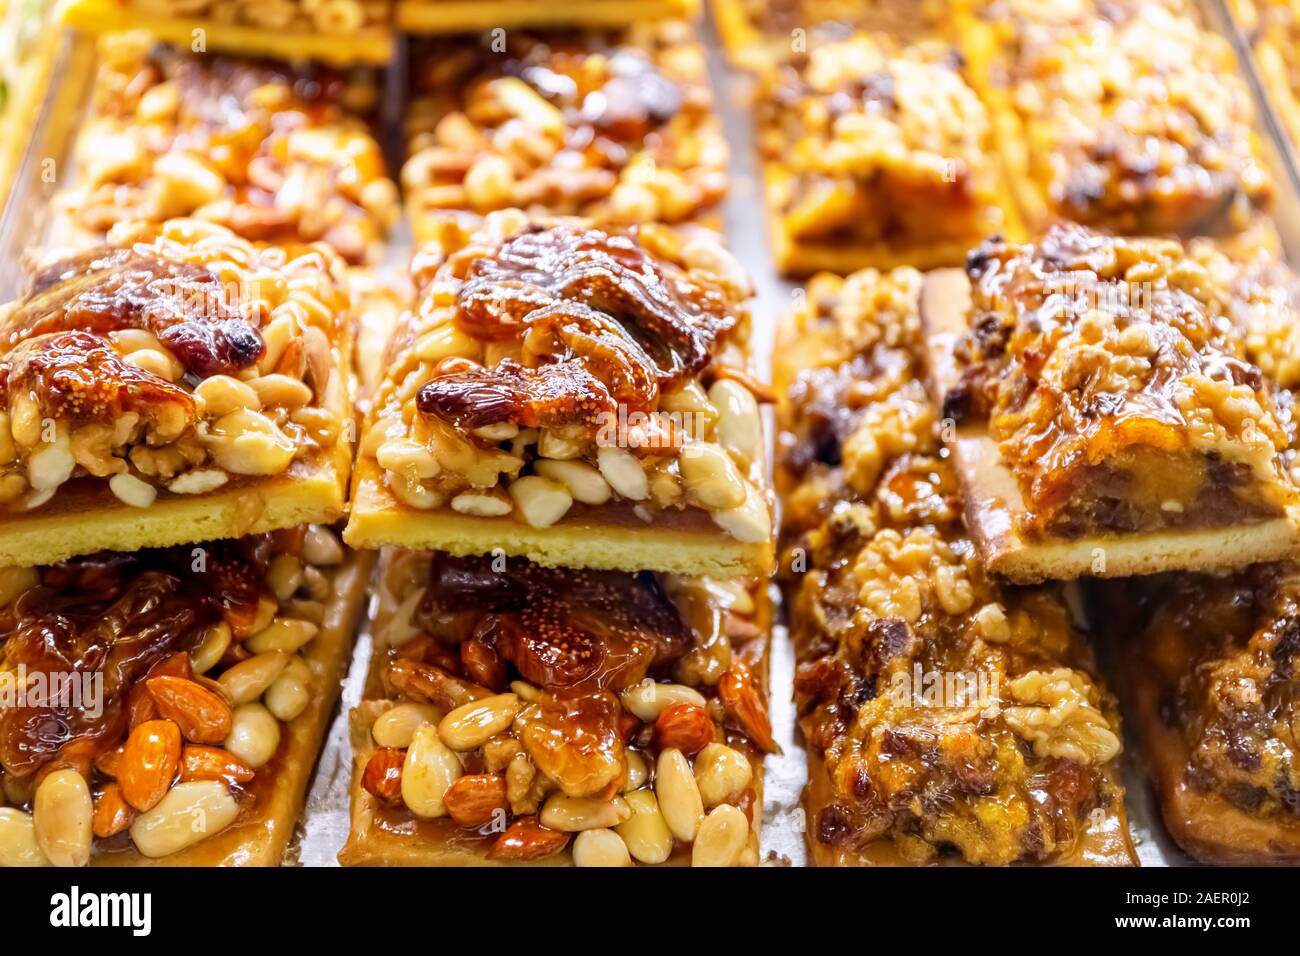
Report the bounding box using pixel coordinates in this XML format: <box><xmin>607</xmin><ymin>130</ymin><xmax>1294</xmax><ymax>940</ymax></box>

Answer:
<box><xmin>774</xmin><ymin>268</ymin><xmax>1136</xmax><ymax>866</ymax></box>
<box><xmin>751</xmin><ymin>21</ymin><xmax>1019</xmax><ymax>274</ymax></box>
<box><xmin>961</xmin><ymin>0</ymin><xmax>1275</xmax><ymax>248</ymax></box>
<box><xmin>402</xmin><ymin>21</ymin><xmax>726</xmax><ymax>243</ymax></box>
<box><xmin>61</xmin><ymin>0</ymin><xmax>396</xmax><ymax>65</ymax></box>
<box><xmin>0</xmin><ymin>38</ymin><xmax>394</xmax><ymax>866</ymax></box>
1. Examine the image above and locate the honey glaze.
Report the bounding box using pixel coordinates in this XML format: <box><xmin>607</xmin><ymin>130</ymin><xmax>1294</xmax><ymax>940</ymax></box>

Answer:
<box><xmin>415</xmin><ymin>224</ymin><xmax>738</xmax><ymax>435</ymax></box>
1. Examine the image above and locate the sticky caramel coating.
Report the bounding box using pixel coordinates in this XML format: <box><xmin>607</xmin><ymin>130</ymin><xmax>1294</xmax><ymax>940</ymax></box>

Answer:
<box><xmin>776</xmin><ymin>267</ymin><xmax>1127</xmax><ymax>865</ymax></box>
<box><xmin>949</xmin><ymin>225</ymin><xmax>1299</xmax><ymax>540</ymax></box>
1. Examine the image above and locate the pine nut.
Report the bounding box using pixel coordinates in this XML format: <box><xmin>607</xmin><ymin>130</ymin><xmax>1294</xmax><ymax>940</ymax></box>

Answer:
<box><xmin>225</xmin><ymin>703</ymin><xmax>281</xmax><ymax>768</ymax></box>
<box><xmin>377</xmin><ymin>438</ymin><xmax>440</xmax><ymax>480</ymax></box>
<box><xmin>509</xmin><ymin>476</ymin><xmax>572</xmax><ymax>528</ymax></box>
<box><xmin>691</xmin><ymin>804</ymin><xmax>749</xmax><ymax>867</ymax></box>
<box><xmin>655</xmin><ymin>748</ymin><xmax>704</xmax><ymax>842</ymax></box>
<box><xmin>401</xmin><ymin>724</ymin><xmax>462</xmax><ymax>818</ymax></box>
<box><xmin>372</xmin><ymin>702</ymin><xmax>442</xmax><ymax>749</ymax></box>
<box><xmin>437</xmin><ymin>693</ymin><xmax>519</xmax><ymax>751</ymax></box>
<box><xmin>124</xmin><ymin>348</ymin><xmax>179</xmax><ymax>382</ymax></box>
<box><xmin>155</xmin><ymin>151</ymin><xmax>225</xmax><ymax>208</ymax></box>
<box><xmin>540</xmin><ymin>794</ymin><xmax>632</xmax><ymax>832</ymax></box>
<box><xmin>267</xmin><ymin>554</ymin><xmax>304</xmax><ymax>601</ymax></box>
<box><xmin>28</xmin><ymin>431</ymin><xmax>74</xmax><ymax>492</ymax></box>
<box><xmin>709</xmin><ymin>379</ymin><xmax>763</xmax><ymax>464</ymax></box>
<box><xmin>194</xmin><ymin>375</ymin><xmax>261</xmax><ymax>416</ymax></box>
<box><xmin>597</xmin><ymin>446</ymin><xmax>648</xmax><ymax>500</ymax></box>
<box><xmin>572</xmin><ymin>828</ymin><xmax>632</xmax><ymax>867</ymax></box>
<box><xmin>413</xmin><ymin>323</ymin><xmax>481</xmax><ymax>363</ymax></box>
<box><xmin>464</xmin><ymin>154</ymin><xmax>516</xmax><ymax>210</ymax></box>
<box><xmin>534</xmin><ymin>459</ymin><xmax>611</xmax><ymax>505</ymax></box>
<box><xmin>693</xmin><ymin>743</ymin><xmax>753</xmax><ymax>807</ymax></box>
<box><xmin>264</xmin><ymin>670</ymin><xmax>310</xmax><ymax>722</ymax></box>
<box><xmin>105</xmin><ymin>471</ymin><xmax>154</xmax><ymax>508</ymax></box>
<box><xmin>302</xmin><ymin>525</ymin><xmax>344</xmax><ymax>566</ymax></box>
<box><xmin>209</xmin><ymin>409</ymin><xmax>296</xmax><ymax>475</ymax></box>
<box><xmin>621</xmin><ymin>751</ymin><xmax>649</xmax><ymax>792</ymax></box>
<box><xmin>245</xmin><ymin>617</ymin><xmax>319</xmax><ymax>655</ymax></box>
<box><xmin>451</xmin><ymin>489</ymin><xmax>513</xmax><ymax>516</ymax></box>
<box><xmin>538</xmin><ymin>428</ymin><xmax>583</xmax><ymax>460</ymax></box>
<box><xmin>168</xmin><ymin>469</ymin><xmax>228</xmax><ymax>495</ymax></box>
<box><xmin>129</xmin><ymin>781</ymin><xmax>239</xmax><ymax>858</ymax></box>
<box><xmin>249</xmin><ymin>373</ymin><xmax>313</xmax><ymax>407</ymax></box>
<box><xmin>619</xmin><ymin>679</ymin><xmax>707</xmax><ymax>721</ymax></box>
<box><xmin>0</xmin><ymin>808</ymin><xmax>47</xmax><ymax>866</ymax></box>
<box><xmin>473</xmin><ymin>423</ymin><xmax>519</xmax><ymax>442</ymax></box>
<box><xmin>615</xmin><ymin>789</ymin><xmax>674</xmax><ymax>864</ymax></box>
<box><xmin>710</xmin><ymin>483</ymin><xmax>772</xmax><ymax>544</ymax></box>
<box><xmin>680</xmin><ymin>442</ymin><xmax>747</xmax><ymax>509</ymax></box>
<box><xmin>218</xmin><ymin>651</ymin><xmax>290</xmax><ymax>704</ymax></box>
<box><xmin>33</xmin><ymin>769</ymin><xmax>93</xmax><ymax>867</ymax></box>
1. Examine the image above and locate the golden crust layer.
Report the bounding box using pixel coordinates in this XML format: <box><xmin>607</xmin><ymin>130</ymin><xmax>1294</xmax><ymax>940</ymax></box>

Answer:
<box><xmin>396</xmin><ymin>0</ymin><xmax>697</xmax><ymax>33</ymax></box>
<box><xmin>775</xmin><ymin>265</ymin><xmax>1135</xmax><ymax>866</ymax></box>
<box><xmin>924</xmin><ymin>227</ymin><xmax>1300</xmax><ymax>582</ymax></box>
<box><xmin>339</xmin><ymin>549</ymin><xmax>769</xmax><ymax>866</ymax></box>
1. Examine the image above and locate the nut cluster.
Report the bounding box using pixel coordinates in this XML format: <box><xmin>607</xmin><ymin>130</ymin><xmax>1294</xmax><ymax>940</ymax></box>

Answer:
<box><xmin>359</xmin><ymin>551</ymin><xmax>771</xmax><ymax>866</ymax></box>
<box><xmin>402</xmin><ymin>21</ymin><xmax>727</xmax><ymax>242</ymax></box>
<box><xmin>360</xmin><ymin>210</ymin><xmax>770</xmax><ymax>543</ymax></box>
<box><xmin>0</xmin><ymin>218</ymin><xmax>350</xmax><ymax>513</ymax></box>
<box><xmin>64</xmin><ymin>32</ymin><xmax>398</xmax><ymax>265</ymax></box>
<box><xmin>0</xmin><ymin>525</ymin><xmax>346</xmax><ymax>865</ymax></box>
<box><xmin>776</xmin><ymin>264</ymin><xmax>1125</xmax><ymax>865</ymax></box>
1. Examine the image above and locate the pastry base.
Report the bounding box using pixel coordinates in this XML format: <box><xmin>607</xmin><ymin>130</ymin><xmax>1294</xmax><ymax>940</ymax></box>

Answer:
<box><xmin>61</xmin><ymin>0</ymin><xmax>395</xmax><ymax>66</ymax></box>
<box><xmin>92</xmin><ymin>546</ymin><xmax>373</xmax><ymax>866</ymax></box>
<box><xmin>0</xmin><ymin>445</ymin><xmax>351</xmax><ymax>568</ymax></box>
<box><xmin>396</xmin><ymin>0</ymin><xmax>696</xmax><ymax>33</ymax></box>
<box><xmin>919</xmin><ymin>268</ymin><xmax>1300</xmax><ymax>583</ymax></box>
<box><xmin>803</xmin><ymin>752</ymin><xmax>1136</xmax><ymax>866</ymax></box>
<box><xmin>344</xmin><ymin>458</ymin><xmax>774</xmax><ymax>577</ymax></box>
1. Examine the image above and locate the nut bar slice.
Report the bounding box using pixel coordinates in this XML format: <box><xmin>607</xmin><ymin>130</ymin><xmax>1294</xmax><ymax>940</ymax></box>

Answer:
<box><xmin>403</xmin><ymin>21</ymin><xmax>726</xmax><ymax>245</ymax></box>
<box><xmin>339</xmin><ymin>549</ymin><xmax>771</xmax><ymax>866</ymax></box>
<box><xmin>1100</xmin><ymin>567</ymin><xmax>1300</xmax><ymax>865</ymax></box>
<box><xmin>754</xmin><ymin>27</ymin><xmax>1019</xmax><ymax>275</ymax></box>
<box><xmin>962</xmin><ymin>0</ymin><xmax>1274</xmax><ymax>241</ymax></box>
<box><xmin>58</xmin><ymin>33</ymin><xmax>400</xmax><ymax>266</ymax></box>
<box><xmin>396</xmin><ymin>0</ymin><xmax>696</xmax><ymax>33</ymax></box>
<box><xmin>923</xmin><ymin>225</ymin><xmax>1300</xmax><ymax>583</ymax></box>
<box><xmin>345</xmin><ymin>210</ymin><xmax>774</xmax><ymax>577</ymax></box>
<box><xmin>0</xmin><ymin>217</ymin><xmax>356</xmax><ymax>568</ymax></box>
<box><xmin>775</xmin><ymin>267</ymin><xmax>1135</xmax><ymax>866</ymax></box>
<box><xmin>0</xmin><ymin>525</ymin><xmax>369</xmax><ymax>866</ymax></box>
<box><xmin>61</xmin><ymin>0</ymin><xmax>396</xmax><ymax>66</ymax></box>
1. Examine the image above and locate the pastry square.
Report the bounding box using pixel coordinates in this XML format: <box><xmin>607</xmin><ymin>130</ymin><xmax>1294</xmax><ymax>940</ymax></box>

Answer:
<box><xmin>922</xmin><ymin>225</ymin><xmax>1300</xmax><ymax>582</ymax></box>
<box><xmin>753</xmin><ymin>27</ymin><xmax>1019</xmax><ymax>276</ymax></box>
<box><xmin>962</xmin><ymin>0</ymin><xmax>1274</xmax><ymax>240</ymax></box>
<box><xmin>396</xmin><ymin>0</ymin><xmax>697</xmax><ymax>33</ymax></box>
<box><xmin>338</xmin><ymin>548</ymin><xmax>771</xmax><ymax>866</ymax></box>
<box><xmin>402</xmin><ymin>21</ymin><xmax>726</xmax><ymax>244</ymax></box>
<box><xmin>345</xmin><ymin>210</ymin><xmax>774</xmax><ymax>577</ymax></box>
<box><xmin>1102</xmin><ymin>565</ymin><xmax>1300</xmax><ymax>865</ymax></box>
<box><xmin>0</xmin><ymin>217</ymin><xmax>356</xmax><ymax>568</ymax></box>
<box><xmin>61</xmin><ymin>0</ymin><xmax>396</xmax><ymax>66</ymax></box>
<box><xmin>775</xmin><ymin>266</ymin><xmax>1136</xmax><ymax>866</ymax></box>
<box><xmin>0</xmin><ymin>525</ymin><xmax>369</xmax><ymax>866</ymax></box>
<box><xmin>57</xmin><ymin>33</ymin><xmax>399</xmax><ymax>266</ymax></box>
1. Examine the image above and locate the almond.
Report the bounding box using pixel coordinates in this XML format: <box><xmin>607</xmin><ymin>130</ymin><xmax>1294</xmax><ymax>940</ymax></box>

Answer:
<box><xmin>179</xmin><ymin>745</ymin><xmax>254</xmax><ymax>786</ymax></box>
<box><xmin>119</xmin><ymin>720</ymin><xmax>181</xmax><ymax>812</ymax></box>
<box><xmin>361</xmin><ymin>747</ymin><xmax>405</xmax><ymax>805</ymax></box>
<box><xmin>92</xmin><ymin>783</ymin><xmax>136</xmax><ymax>838</ymax></box>
<box><xmin>443</xmin><ymin>773</ymin><xmax>509</xmax><ymax>826</ymax></box>
<box><xmin>654</xmin><ymin>703</ymin><xmax>715</xmax><ymax>755</ymax></box>
<box><xmin>487</xmin><ymin>816</ymin><xmax>569</xmax><ymax>861</ymax></box>
<box><xmin>718</xmin><ymin>662</ymin><xmax>778</xmax><ymax>754</ymax></box>
<box><xmin>94</xmin><ymin>744</ymin><xmax>125</xmax><ymax>779</ymax></box>
<box><xmin>147</xmin><ymin>676</ymin><xmax>233</xmax><ymax>744</ymax></box>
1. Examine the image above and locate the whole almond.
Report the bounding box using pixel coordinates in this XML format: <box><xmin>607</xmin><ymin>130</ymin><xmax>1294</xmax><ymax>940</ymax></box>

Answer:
<box><xmin>119</xmin><ymin>720</ymin><xmax>182</xmax><ymax>812</ymax></box>
<box><xmin>179</xmin><ymin>745</ymin><xmax>254</xmax><ymax>786</ymax></box>
<box><xmin>443</xmin><ymin>773</ymin><xmax>509</xmax><ymax>826</ymax></box>
<box><xmin>92</xmin><ymin>783</ymin><xmax>136</xmax><ymax>838</ymax></box>
<box><xmin>147</xmin><ymin>676</ymin><xmax>234</xmax><ymax>744</ymax></box>
<box><xmin>487</xmin><ymin>816</ymin><xmax>569</xmax><ymax>861</ymax></box>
